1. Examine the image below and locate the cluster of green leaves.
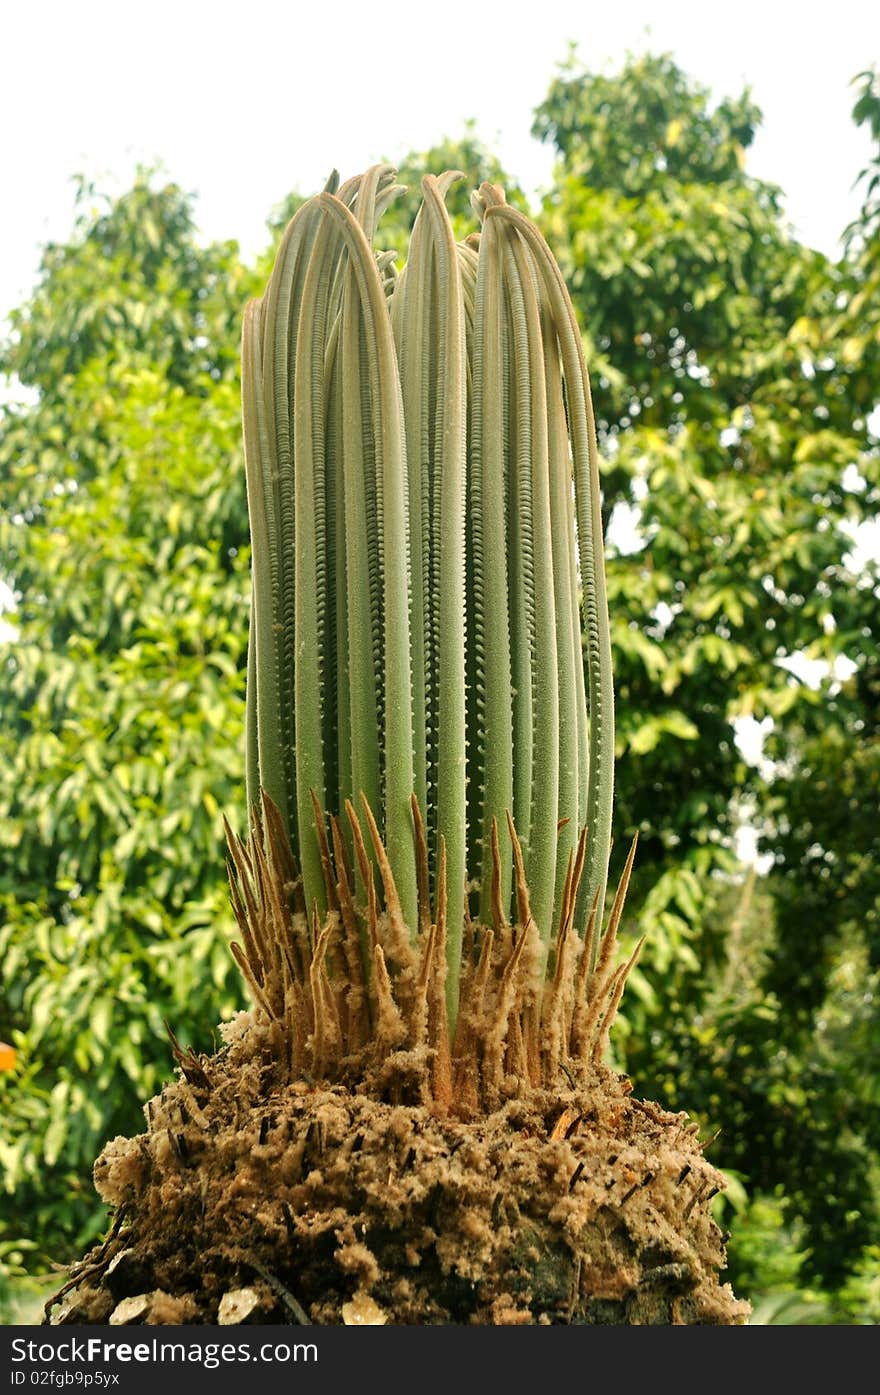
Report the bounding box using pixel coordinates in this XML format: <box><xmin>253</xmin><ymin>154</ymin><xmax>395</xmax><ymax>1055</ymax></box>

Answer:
<box><xmin>762</xmin><ymin>668</ymin><xmax>879</xmax><ymax>1016</ymax></box>
<box><xmin>0</xmin><ymin>177</ymin><xmax>258</xmax><ymax>1260</ymax></box>
<box><xmin>626</xmin><ymin>871</ymin><xmax>879</xmax><ymax>1301</ymax></box>
<box><xmin>758</xmin><ymin>68</ymin><xmax>880</xmax><ymax>1019</ymax></box>
<box><xmin>721</xmin><ymin>1190</ymin><xmax>880</xmax><ymax>1325</ymax></box>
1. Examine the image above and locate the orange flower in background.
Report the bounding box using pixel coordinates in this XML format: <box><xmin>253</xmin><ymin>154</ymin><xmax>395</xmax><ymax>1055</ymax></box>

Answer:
<box><xmin>0</xmin><ymin>1042</ymin><xmax>16</xmax><ymax>1070</ymax></box>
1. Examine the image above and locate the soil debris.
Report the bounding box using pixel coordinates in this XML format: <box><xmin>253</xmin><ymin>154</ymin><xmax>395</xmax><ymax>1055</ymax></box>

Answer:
<box><xmin>51</xmin><ymin>1015</ymin><xmax>749</xmax><ymax>1326</ymax></box>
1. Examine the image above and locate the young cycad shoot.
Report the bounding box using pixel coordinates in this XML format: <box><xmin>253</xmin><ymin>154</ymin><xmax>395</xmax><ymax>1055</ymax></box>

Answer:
<box><xmin>52</xmin><ymin>169</ymin><xmax>749</xmax><ymax>1326</ymax></box>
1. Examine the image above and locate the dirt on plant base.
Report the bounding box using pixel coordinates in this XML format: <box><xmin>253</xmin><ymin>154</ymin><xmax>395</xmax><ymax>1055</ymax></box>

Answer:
<box><xmin>47</xmin><ymin>1011</ymin><xmax>748</xmax><ymax>1327</ymax></box>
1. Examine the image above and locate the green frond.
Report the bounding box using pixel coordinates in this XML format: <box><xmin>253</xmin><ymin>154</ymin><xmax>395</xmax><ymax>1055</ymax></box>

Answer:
<box><xmin>469</xmin><ymin>204</ymin><xmax>514</xmax><ymax>924</ymax></box>
<box><xmin>242</xmin><ymin>165</ymin><xmax>616</xmax><ymax>1021</ymax></box>
<box><xmin>318</xmin><ymin>192</ymin><xmax>418</xmax><ymax>933</ymax></box>
<box><xmin>488</xmin><ymin>204</ymin><xmax>615</xmax><ymax>942</ymax></box>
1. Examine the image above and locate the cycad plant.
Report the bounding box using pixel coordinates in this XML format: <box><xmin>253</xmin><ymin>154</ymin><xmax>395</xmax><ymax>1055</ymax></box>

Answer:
<box><xmin>54</xmin><ymin>168</ymin><xmax>748</xmax><ymax>1327</ymax></box>
<box><xmin>229</xmin><ymin>166</ymin><xmax>624</xmax><ymax>1102</ymax></box>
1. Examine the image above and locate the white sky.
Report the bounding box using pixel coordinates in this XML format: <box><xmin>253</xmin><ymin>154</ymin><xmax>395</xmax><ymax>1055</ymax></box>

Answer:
<box><xmin>1</xmin><ymin>0</ymin><xmax>878</xmax><ymax>325</ymax></box>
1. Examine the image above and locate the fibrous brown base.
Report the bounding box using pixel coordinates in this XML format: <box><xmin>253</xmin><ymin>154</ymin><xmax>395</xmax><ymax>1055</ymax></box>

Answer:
<box><xmin>48</xmin><ymin>1014</ymin><xmax>749</xmax><ymax>1327</ymax></box>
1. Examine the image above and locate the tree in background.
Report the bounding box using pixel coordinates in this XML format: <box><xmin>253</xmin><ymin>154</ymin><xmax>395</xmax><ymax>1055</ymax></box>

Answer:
<box><xmin>763</xmin><ymin>66</ymin><xmax>880</xmax><ymax>1016</ymax></box>
<box><xmin>747</xmin><ymin>67</ymin><xmax>879</xmax><ymax>1298</ymax></box>
<box><xmin>0</xmin><ymin>177</ymin><xmax>257</xmax><ymax>1259</ymax></box>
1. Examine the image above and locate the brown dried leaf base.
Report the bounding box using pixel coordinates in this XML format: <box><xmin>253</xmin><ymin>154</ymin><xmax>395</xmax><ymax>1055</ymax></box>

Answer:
<box><xmin>220</xmin><ymin>793</ymin><xmax>646</xmax><ymax>1116</ymax></box>
<box><xmin>49</xmin><ymin>1017</ymin><xmax>750</xmax><ymax>1327</ymax></box>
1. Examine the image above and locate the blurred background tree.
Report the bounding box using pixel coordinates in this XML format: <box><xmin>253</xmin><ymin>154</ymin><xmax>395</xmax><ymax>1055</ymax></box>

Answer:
<box><xmin>0</xmin><ymin>177</ymin><xmax>259</xmax><ymax>1270</ymax></box>
<box><xmin>1</xmin><ymin>57</ymin><xmax>877</xmax><ymax>1322</ymax></box>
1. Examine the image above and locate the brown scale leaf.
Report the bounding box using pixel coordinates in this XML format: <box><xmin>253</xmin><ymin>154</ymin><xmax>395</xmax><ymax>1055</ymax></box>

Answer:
<box><xmin>224</xmin><ymin>795</ymin><xmax>642</xmax><ymax>1113</ymax></box>
<box><xmin>310</xmin><ymin>790</ymin><xmax>339</xmax><ymax>915</ymax></box>
<box><xmin>411</xmin><ymin>794</ymin><xmax>433</xmax><ymax>941</ymax></box>
<box><xmin>489</xmin><ymin>819</ymin><xmax>508</xmax><ymax>934</ymax></box>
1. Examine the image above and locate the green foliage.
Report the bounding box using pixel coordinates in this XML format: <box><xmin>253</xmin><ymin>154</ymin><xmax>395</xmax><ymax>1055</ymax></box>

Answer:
<box><xmin>836</xmin><ymin>1244</ymin><xmax>880</xmax><ymax>1323</ymax></box>
<box><xmin>758</xmin><ymin>68</ymin><xmax>880</xmax><ymax>1023</ymax></box>
<box><xmin>762</xmin><ymin>670</ymin><xmax>880</xmax><ymax>1017</ymax></box>
<box><xmin>723</xmin><ymin>1190</ymin><xmax>880</xmax><ymax>1324</ymax></box>
<box><xmin>621</xmin><ymin>868</ymin><xmax>879</xmax><ymax>1295</ymax></box>
<box><xmin>0</xmin><ymin>176</ymin><xmax>258</xmax><ymax>1266</ymax></box>
<box><xmin>715</xmin><ymin>66</ymin><xmax>880</xmax><ymax>1299</ymax></box>
<box><xmin>841</xmin><ymin>67</ymin><xmax>880</xmax><ymax>369</ymax></box>
<box><xmin>0</xmin><ymin>1241</ymin><xmax>39</xmax><ymax>1323</ymax></box>
<box><xmin>6</xmin><ymin>172</ymin><xmax>248</xmax><ymax>399</ymax></box>
<box><xmin>724</xmin><ymin>1192</ymin><xmax>807</xmax><ymax>1294</ymax></box>
<box><xmin>534</xmin><ymin>50</ymin><xmax>760</xmax><ymax>194</ymax></box>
